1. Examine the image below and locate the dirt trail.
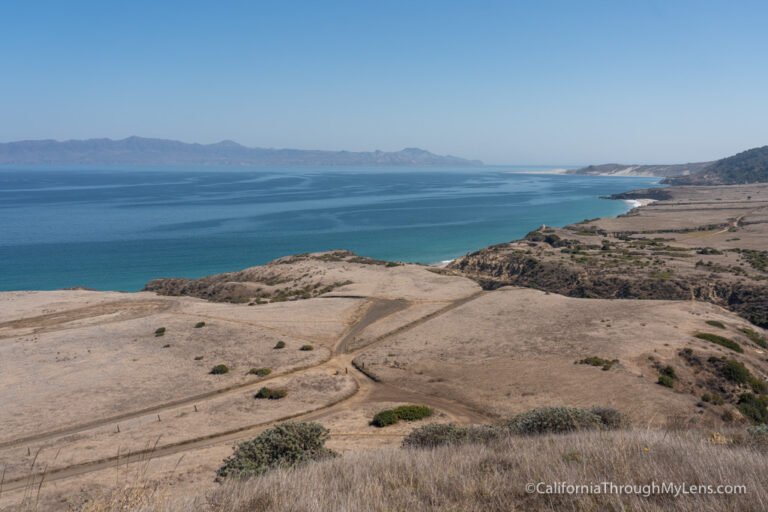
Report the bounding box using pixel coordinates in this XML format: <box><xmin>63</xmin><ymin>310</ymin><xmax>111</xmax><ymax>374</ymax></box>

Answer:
<box><xmin>0</xmin><ymin>300</ymin><xmax>174</xmax><ymax>339</ymax></box>
<box><xmin>0</xmin><ymin>290</ymin><xmax>488</xmax><ymax>491</ymax></box>
<box><xmin>334</xmin><ymin>298</ymin><xmax>410</xmax><ymax>354</ymax></box>
<box><xmin>0</xmin><ymin>357</ymin><xmax>331</xmax><ymax>450</ymax></box>
<box><xmin>1</xmin><ymin>353</ymin><xmax>490</xmax><ymax>493</ymax></box>
<box><xmin>354</xmin><ymin>291</ymin><xmax>484</xmax><ymax>350</ymax></box>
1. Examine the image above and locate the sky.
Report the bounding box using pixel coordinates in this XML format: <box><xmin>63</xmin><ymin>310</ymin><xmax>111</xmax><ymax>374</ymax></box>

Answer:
<box><xmin>1</xmin><ymin>0</ymin><xmax>767</xmax><ymax>165</ymax></box>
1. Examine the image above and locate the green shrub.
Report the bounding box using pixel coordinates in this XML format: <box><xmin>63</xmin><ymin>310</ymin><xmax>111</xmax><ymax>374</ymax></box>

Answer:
<box><xmin>392</xmin><ymin>405</ymin><xmax>433</xmax><ymax>422</ymax></box>
<box><xmin>210</xmin><ymin>364</ymin><xmax>230</xmax><ymax>375</ymax></box>
<box><xmin>371</xmin><ymin>404</ymin><xmax>434</xmax><ymax>428</ymax></box>
<box><xmin>216</xmin><ymin>422</ymin><xmax>336</xmax><ymax>478</ymax></box>
<box><xmin>154</xmin><ymin>327</ymin><xmax>166</xmax><ymax>337</ymax></box>
<box><xmin>254</xmin><ymin>387</ymin><xmax>287</xmax><ymax>399</ymax></box>
<box><xmin>248</xmin><ymin>367</ymin><xmax>272</xmax><ymax>377</ymax></box>
<box><xmin>719</xmin><ymin>359</ymin><xmax>751</xmax><ymax>384</ymax></box>
<box><xmin>694</xmin><ymin>332</ymin><xmax>743</xmax><ymax>353</ymax></box>
<box><xmin>194</xmin><ymin>355</ymin><xmax>204</xmax><ymax>361</ymax></box>
<box><xmin>299</xmin><ymin>344</ymin><xmax>314</xmax><ymax>351</ymax></box>
<box><xmin>576</xmin><ymin>356</ymin><xmax>618</xmax><ymax>371</ymax></box>
<box><xmin>737</xmin><ymin>394</ymin><xmax>768</xmax><ymax>424</ymax></box>
<box><xmin>705</xmin><ymin>320</ymin><xmax>726</xmax><ymax>329</ymax></box>
<box><xmin>657</xmin><ymin>375</ymin><xmax>675</xmax><ymax>388</ymax></box>
<box><xmin>711</xmin><ymin>358</ymin><xmax>767</xmax><ymax>394</ymax></box>
<box><xmin>503</xmin><ymin>407</ymin><xmax>603</xmax><ymax>435</ymax></box>
<box><xmin>402</xmin><ymin>423</ymin><xmax>465</xmax><ymax>447</ymax></box>
<box><xmin>274</xmin><ymin>341</ymin><xmax>286</xmax><ymax>349</ymax></box>
<box><xmin>659</xmin><ymin>365</ymin><xmax>677</xmax><ymax>380</ymax></box>
<box><xmin>371</xmin><ymin>409</ymin><xmax>399</xmax><ymax>427</ymax></box>
<box><xmin>589</xmin><ymin>407</ymin><xmax>629</xmax><ymax>429</ymax></box>
<box><xmin>402</xmin><ymin>423</ymin><xmax>503</xmax><ymax>449</ymax></box>
<box><xmin>740</xmin><ymin>327</ymin><xmax>767</xmax><ymax>348</ymax></box>
<box><xmin>194</xmin><ymin>321</ymin><xmax>206</xmax><ymax>328</ymax></box>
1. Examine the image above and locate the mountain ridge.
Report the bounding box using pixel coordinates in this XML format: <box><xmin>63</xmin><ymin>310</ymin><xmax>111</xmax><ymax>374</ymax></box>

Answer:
<box><xmin>569</xmin><ymin>144</ymin><xmax>768</xmax><ymax>184</ymax></box>
<box><xmin>0</xmin><ymin>136</ymin><xmax>483</xmax><ymax>167</ymax></box>
<box><xmin>662</xmin><ymin>145</ymin><xmax>768</xmax><ymax>185</ymax></box>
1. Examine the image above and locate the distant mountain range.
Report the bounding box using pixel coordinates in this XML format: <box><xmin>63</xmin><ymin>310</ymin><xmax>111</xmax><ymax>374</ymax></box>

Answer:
<box><xmin>0</xmin><ymin>137</ymin><xmax>483</xmax><ymax>167</ymax></box>
<box><xmin>569</xmin><ymin>145</ymin><xmax>768</xmax><ymax>185</ymax></box>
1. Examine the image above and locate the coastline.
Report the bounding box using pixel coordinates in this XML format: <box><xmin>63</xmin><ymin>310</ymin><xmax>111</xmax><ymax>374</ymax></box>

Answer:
<box><xmin>623</xmin><ymin>198</ymin><xmax>657</xmax><ymax>208</ymax></box>
<box><xmin>0</xmin><ymin>170</ymin><xmax>661</xmax><ymax>292</ymax></box>
<box><xmin>432</xmin><ymin>192</ymin><xmax>659</xmax><ymax>267</ymax></box>
<box><xmin>504</xmin><ymin>168</ymin><xmax>570</xmax><ymax>175</ymax></box>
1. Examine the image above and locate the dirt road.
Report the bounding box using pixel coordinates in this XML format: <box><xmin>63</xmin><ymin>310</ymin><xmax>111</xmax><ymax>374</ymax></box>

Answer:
<box><xmin>0</xmin><ymin>290</ymin><xmax>488</xmax><ymax>492</ymax></box>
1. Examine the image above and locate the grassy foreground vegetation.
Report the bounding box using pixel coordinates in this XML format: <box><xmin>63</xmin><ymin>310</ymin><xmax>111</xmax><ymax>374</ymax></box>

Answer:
<box><xmin>84</xmin><ymin>426</ymin><xmax>768</xmax><ymax>512</ymax></box>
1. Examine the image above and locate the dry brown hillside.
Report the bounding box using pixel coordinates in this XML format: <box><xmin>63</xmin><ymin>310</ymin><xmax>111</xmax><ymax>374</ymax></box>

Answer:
<box><xmin>1</xmin><ymin>185</ymin><xmax>767</xmax><ymax>511</ymax></box>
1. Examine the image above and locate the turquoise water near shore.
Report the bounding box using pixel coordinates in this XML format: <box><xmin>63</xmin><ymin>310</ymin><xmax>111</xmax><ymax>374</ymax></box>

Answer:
<box><xmin>0</xmin><ymin>166</ymin><xmax>659</xmax><ymax>291</ymax></box>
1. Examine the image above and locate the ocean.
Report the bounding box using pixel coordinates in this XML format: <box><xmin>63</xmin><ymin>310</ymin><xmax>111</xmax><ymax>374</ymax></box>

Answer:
<box><xmin>0</xmin><ymin>166</ymin><xmax>659</xmax><ymax>291</ymax></box>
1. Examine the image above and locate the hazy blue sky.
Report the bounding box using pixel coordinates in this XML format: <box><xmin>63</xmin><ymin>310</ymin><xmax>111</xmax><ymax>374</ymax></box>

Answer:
<box><xmin>1</xmin><ymin>1</ymin><xmax>766</xmax><ymax>165</ymax></box>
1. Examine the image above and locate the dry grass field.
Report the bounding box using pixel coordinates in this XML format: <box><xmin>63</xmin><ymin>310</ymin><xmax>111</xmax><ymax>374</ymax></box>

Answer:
<box><xmin>65</xmin><ymin>429</ymin><xmax>768</xmax><ymax>512</ymax></box>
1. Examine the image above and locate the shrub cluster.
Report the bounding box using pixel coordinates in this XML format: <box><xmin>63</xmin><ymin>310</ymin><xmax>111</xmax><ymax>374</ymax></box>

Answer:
<box><xmin>737</xmin><ymin>394</ymin><xmax>768</xmax><ymax>424</ymax></box>
<box><xmin>371</xmin><ymin>405</ymin><xmax>433</xmax><ymax>428</ymax></box>
<box><xmin>503</xmin><ymin>406</ymin><xmax>618</xmax><ymax>435</ymax></box>
<box><xmin>402</xmin><ymin>423</ymin><xmax>502</xmax><ymax>449</ymax></box>
<box><xmin>217</xmin><ymin>422</ymin><xmax>336</xmax><ymax>478</ymax></box>
<box><xmin>404</xmin><ymin>407</ymin><xmax>628</xmax><ymax>447</ymax></box>
<box><xmin>589</xmin><ymin>406</ymin><xmax>629</xmax><ymax>429</ymax></box>
<box><xmin>740</xmin><ymin>327</ymin><xmax>767</xmax><ymax>348</ymax></box>
<box><xmin>694</xmin><ymin>332</ymin><xmax>743</xmax><ymax>353</ymax></box>
<box><xmin>210</xmin><ymin>364</ymin><xmax>229</xmax><ymax>375</ymax></box>
<box><xmin>710</xmin><ymin>357</ymin><xmax>767</xmax><ymax>394</ymax></box>
<box><xmin>718</xmin><ymin>359</ymin><xmax>751</xmax><ymax>384</ymax></box>
<box><xmin>255</xmin><ymin>387</ymin><xmax>287</xmax><ymax>400</ymax></box>
<box><xmin>576</xmin><ymin>356</ymin><xmax>618</xmax><ymax>371</ymax></box>
<box><xmin>372</xmin><ymin>409</ymin><xmax>398</xmax><ymax>427</ymax></box>
<box><xmin>705</xmin><ymin>320</ymin><xmax>726</xmax><ymax>329</ymax></box>
<box><xmin>658</xmin><ymin>375</ymin><xmax>675</xmax><ymax>388</ymax></box>
<box><xmin>657</xmin><ymin>365</ymin><xmax>677</xmax><ymax>388</ymax></box>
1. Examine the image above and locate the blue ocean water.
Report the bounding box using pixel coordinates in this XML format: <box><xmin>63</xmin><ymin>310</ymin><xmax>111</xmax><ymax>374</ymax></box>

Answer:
<box><xmin>0</xmin><ymin>166</ymin><xmax>659</xmax><ymax>291</ymax></box>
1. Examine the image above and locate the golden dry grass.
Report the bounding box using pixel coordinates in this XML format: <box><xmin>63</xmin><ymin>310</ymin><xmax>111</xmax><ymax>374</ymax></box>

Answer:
<box><xmin>72</xmin><ymin>428</ymin><xmax>768</xmax><ymax>512</ymax></box>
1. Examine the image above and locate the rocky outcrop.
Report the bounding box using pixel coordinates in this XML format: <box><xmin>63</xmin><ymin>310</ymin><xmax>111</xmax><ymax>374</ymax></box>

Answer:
<box><xmin>450</xmin><ymin>243</ymin><xmax>768</xmax><ymax>328</ymax></box>
<box><xmin>144</xmin><ymin>251</ymin><xmax>367</xmax><ymax>303</ymax></box>
<box><xmin>607</xmin><ymin>188</ymin><xmax>674</xmax><ymax>201</ymax></box>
